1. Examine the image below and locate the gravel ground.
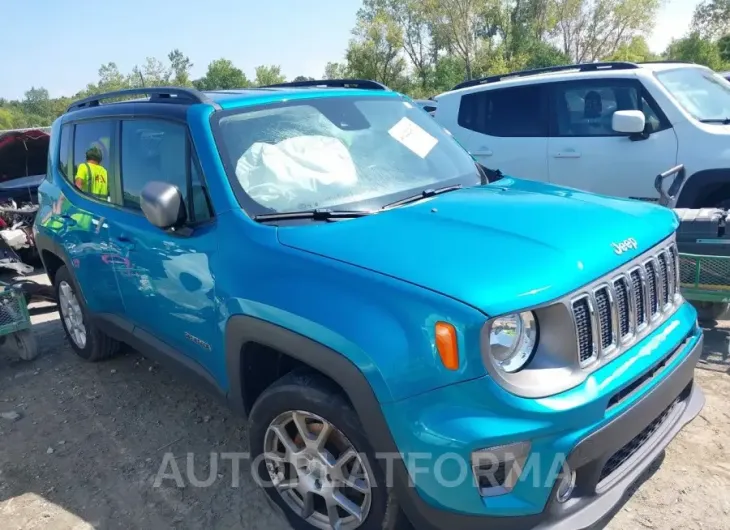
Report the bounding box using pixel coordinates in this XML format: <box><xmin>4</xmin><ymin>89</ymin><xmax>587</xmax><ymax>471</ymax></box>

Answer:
<box><xmin>0</xmin><ymin>273</ymin><xmax>728</xmax><ymax>530</ymax></box>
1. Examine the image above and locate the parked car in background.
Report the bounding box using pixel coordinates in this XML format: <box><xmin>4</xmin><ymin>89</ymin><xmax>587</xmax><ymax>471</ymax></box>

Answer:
<box><xmin>434</xmin><ymin>61</ymin><xmax>730</xmax><ymax>208</ymax></box>
<box><xmin>414</xmin><ymin>98</ymin><xmax>437</xmax><ymax>115</ymax></box>
<box><xmin>36</xmin><ymin>82</ymin><xmax>703</xmax><ymax>530</ymax></box>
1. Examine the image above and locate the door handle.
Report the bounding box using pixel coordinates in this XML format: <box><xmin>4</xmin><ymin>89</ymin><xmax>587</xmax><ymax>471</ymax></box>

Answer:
<box><xmin>553</xmin><ymin>150</ymin><xmax>581</xmax><ymax>159</ymax></box>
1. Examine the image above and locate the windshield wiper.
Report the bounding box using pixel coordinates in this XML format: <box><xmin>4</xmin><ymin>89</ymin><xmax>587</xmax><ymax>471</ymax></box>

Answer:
<box><xmin>382</xmin><ymin>184</ymin><xmax>463</xmax><ymax>210</ymax></box>
<box><xmin>700</xmin><ymin>118</ymin><xmax>730</xmax><ymax>124</ymax></box>
<box><xmin>254</xmin><ymin>208</ymin><xmax>373</xmax><ymax>223</ymax></box>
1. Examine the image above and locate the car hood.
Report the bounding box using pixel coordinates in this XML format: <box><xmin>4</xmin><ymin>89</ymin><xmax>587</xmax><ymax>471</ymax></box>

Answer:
<box><xmin>277</xmin><ymin>178</ymin><xmax>678</xmax><ymax>316</ymax></box>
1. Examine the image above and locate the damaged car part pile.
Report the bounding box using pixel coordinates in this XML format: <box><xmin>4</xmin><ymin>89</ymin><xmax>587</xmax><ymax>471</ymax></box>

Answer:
<box><xmin>0</xmin><ymin>128</ymin><xmax>55</xmax><ymax>304</ymax></box>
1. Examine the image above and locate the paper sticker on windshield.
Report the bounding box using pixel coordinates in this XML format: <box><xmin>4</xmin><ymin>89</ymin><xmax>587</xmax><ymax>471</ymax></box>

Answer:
<box><xmin>388</xmin><ymin>117</ymin><xmax>438</xmax><ymax>158</ymax></box>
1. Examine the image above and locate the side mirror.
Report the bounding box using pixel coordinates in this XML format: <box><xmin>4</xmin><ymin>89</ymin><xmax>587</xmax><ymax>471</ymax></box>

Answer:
<box><xmin>612</xmin><ymin>110</ymin><xmax>646</xmax><ymax>134</ymax></box>
<box><xmin>140</xmin><ymin>181</ymin><xmax>187</xmax><ymax>230</ymax></box>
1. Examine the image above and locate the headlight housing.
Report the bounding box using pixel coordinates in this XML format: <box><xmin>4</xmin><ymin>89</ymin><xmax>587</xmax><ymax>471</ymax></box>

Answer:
<box><xmin>488</xmin><ymin>311</ymin><xmax>538</xmax><ymax>373</ymax></box>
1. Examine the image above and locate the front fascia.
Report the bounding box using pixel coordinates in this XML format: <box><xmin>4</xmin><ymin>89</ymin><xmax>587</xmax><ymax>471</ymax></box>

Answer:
<box><xmin>380</xmin><ymin>301</ymin><xmax>699</xmax><ymax>517</ymax></box>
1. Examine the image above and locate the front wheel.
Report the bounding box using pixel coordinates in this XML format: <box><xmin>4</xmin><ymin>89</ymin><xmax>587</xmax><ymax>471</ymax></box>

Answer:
<box><xmin>249</xmin><ymin>371</ymin><xmax>391</xmax><ymax>530</ymax></box>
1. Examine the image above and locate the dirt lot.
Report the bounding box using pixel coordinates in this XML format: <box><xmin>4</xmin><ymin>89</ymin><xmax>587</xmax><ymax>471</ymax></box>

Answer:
<box><xmin>0</xmin><ymin>273</ymin><xmax>729</xmax><ymax>530</ymax></box>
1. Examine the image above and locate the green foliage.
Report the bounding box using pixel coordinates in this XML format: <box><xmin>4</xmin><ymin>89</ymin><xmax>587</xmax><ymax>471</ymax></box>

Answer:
<box><xmin>323</xmin><ymin>62</ymin><xmax>350</xmax><ymax>79</ymax></box>
<box><xmin>664</xmin><ymin>32</ymin><xmax>728</xmax><ymax>70</ymax></box>
<box><xmin>5</xmin><ymin>0</ymin><xmax>730</xmax><ymax>130</ymax></box>
<box><xmin>718</xmin><ymin>34</ymin><xmax>730</xmax><ymax>62</ymax></box>
<box><xmin>346</xmin><ymin>9</ymin><xmax>409</xmax><ymax>89</ymax></box>
<box><xmin>254</xmin><ymin>65</ymin><xmax>286</xmax><ymax>86</ymax></box>
<box><xmin>604</xmin><ymin>36</ymin><xmax>659</xmax><ymax>63</ymax></box>
<box><xmin>692</xmin><ymin>0</ymin><xmax>730</xmax><ymax>40</ymax></box>
<box><xmin>193</xmin><ymin>58</ymin><xmax>251</xmax><ymax>90</ymax></box>
<box><xmin>168</xmin><ymin>49</ymin><xmax>194</xmax><ymax>87</ymax></box>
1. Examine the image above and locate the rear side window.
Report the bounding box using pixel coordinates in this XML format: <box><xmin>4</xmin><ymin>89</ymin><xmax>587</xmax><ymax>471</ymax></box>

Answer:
<box><xmin>120</xmin><ymin>119</ymin><xmax>213</xmax><ymax>222</ymax></box>
<box><xmin>70</xmin><ymin>120</ymin><xmax>114</xmax><ymax>201</ymax></box>
<box><xmin>458</xmin><ymin>85</ymin><xmax>547</xmax><ymax>137</ymax></box>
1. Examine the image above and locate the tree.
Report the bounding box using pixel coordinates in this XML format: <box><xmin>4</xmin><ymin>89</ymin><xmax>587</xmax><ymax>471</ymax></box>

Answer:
<box><xmin>692</xmin><ymin>0</ymin><xmax>730</xmax><ymax>41</ymax></box>
<box><xmin>425</xmin><ymin>0</ymin><xmax>497</xmax><ymax>80</ymax></box>
<box><xmin>323</xmin><ymin>62</ymin><xmax>350</xmax><ymax>79</ymax></box>
<box><xmin>604</xmin><ymin>35</ymin><xmax>658</xmax><ymax>62</ymax></box>
<box><xmin>718</xmin><ymin>34</ymin><xmax>730</xmax><ymax>62</ymax></box>
<box><xmin>22</xmin><ymin>87</ymin><xmax>51</xmax><ymax>119</ymax></box>
<box><xmin>664</xmin><ymin>32</ymin><xmax>727</xmax><ymax>70</ymax></box>
<box><xmin>168</xmin><ymin>49</ymin><xmax>194</xmax><ymax>87</ymax></box>
<box><xmin>80</xmin><ymin>62</ymin><xmax>130</xmax><ymax>97</ymax></box>
<box><xmin>433</xmin><ymin>54</ymin><xmax>468</xmax><ymax>92</ymax></box>
<box><xmin>553</xmin><ymin>0</ymin><xmax>662</xmax><ymax>63</ymax></box>
<box><xmin>193</xmin><ymin>59</ymin><xmax>250</xmax><ymax>90</ymax></box>
<box><xmin>254</xmin><ymin>65</ymin><xmax>286</xmax><ymax>86</ymax></box>
<box><xmin>293</xmin><ymin>75</ymin><xmax>316</xmax><ymax>82</ymax></box>
<box><xmin>360</xmin><ymin>0</ymin><xmax>433</xmax><ymax>89</ymax></box>
<box><xmin>346</xmin><ymin>10</ymin><xmax>407</xmax><ymax>87</ymax></box>
<box><xmin>0</xmin><ymin>108</ymin><xmax>17</xmax><ymax>130</ymax></box>
<box><xmin>130</xmin><ymin>57</ymin><xmax>171</xmax><ymax>87</ymax></box>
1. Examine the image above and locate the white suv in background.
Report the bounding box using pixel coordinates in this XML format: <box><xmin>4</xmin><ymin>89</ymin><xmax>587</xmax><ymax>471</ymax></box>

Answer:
<box><xmin>433</xmin><ymin>61</ymin><xmax>730</xmax><ymax>208</ymax></box>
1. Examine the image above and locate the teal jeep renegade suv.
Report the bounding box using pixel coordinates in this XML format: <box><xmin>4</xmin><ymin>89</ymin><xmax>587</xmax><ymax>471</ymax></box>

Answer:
<box><xmin>34</xmin><ymin>80</ymin><xmax>704</xmax><ymax>530</ymax></box>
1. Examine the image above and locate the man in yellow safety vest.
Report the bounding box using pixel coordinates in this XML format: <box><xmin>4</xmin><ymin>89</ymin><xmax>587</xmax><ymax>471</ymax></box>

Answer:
<box><xmin>74</xmin><ymin>146</ymin><xmax>108</xmax><ymax>198</ymax></box>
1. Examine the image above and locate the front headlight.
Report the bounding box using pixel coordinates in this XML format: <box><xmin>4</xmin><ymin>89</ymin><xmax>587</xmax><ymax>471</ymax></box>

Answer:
<box><xmin>489</xmin><ymin>311</ymin><xmax>538</xmax><ymax>373</ymax></box>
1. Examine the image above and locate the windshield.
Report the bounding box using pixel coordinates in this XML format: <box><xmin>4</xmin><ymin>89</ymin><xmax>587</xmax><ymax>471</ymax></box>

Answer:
<box><xmin>214</xmin><ymin>95</ymin><xmax>480</xmax><ymax>214</ymax></box>
<box><xmin>655</xmin><ymin>67</ymin><xmax>730</xmax><ymax>122</ymax></box>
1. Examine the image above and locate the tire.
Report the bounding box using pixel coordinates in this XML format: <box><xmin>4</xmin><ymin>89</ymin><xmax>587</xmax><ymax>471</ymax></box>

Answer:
<box><xmin>10</xmin><ymin>329</ymin><xmax>38</xmax><ymax>361</ymax></box>
<box><xmin>694</xmin><ymin>301</ymin><xmax>729</xmax><ymax>323</ymax></box>
<box><xmin>54</xmin><ymin>265</ymin><xmax>119</xmax><ymax>361</ymax></box>
<box><xmin>249</xmin><ymin>370</ymin><xmax>394</xmax><ymax>530</ymax></box>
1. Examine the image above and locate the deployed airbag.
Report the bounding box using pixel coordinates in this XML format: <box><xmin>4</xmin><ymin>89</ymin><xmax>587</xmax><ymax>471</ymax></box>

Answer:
<box><xmin>235</xmin><ymin>135</ymin><xmax>358</xmax><ymax>210</ymax></box>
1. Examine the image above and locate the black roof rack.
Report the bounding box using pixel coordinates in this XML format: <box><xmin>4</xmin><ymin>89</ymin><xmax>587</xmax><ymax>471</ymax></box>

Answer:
<box><xmin>262</xmin><ymin>79</ymin><xmax>390</xmax><ymax>90</ymax></box>
<box><xmin>66</xmin><ymin>87</ymin><xmax>221</xmax><ymax>112</ymax></box>
<box><xmin>452</xmin><ymin>62</ymin><xmax>640</xmax><ymax>91</ymax></box>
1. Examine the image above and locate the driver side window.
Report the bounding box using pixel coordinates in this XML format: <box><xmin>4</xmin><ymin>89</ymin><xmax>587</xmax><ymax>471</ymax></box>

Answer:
<box><xmin>120</xmin><ymin>119</ymin><xmax>213</xmax><ymax>222</ymax></box>
<box><xmin>551</xmin><ymin>81</ymin><xmax>669</xmax><ymax>138</ymax></box>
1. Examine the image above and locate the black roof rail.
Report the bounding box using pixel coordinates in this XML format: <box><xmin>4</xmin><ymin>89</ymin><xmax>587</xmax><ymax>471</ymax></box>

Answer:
<box><xmin>262</xmin><ymin>79</ymin><xmax>390</xmax><ymax>90</ymax></box>
<box><xmin>452</xmin><ymin>62</ymin><xmax>640</xmax><ymax>91</ymax></box>
<box><xmin>66</xmin><ymin>87</ymin><xmax>221</xmax><ymax>112</ymax></box>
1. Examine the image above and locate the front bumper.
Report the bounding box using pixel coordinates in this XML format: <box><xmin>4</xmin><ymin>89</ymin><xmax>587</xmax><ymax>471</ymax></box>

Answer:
<box><xmin>532</xmin><ymin>332</ymin><xmax>704</xmax><ymax>530</ymax></box>
<box><xmin>384</xmin><ymin>317</ymin><xmax>704</xmax><ymax>530</ymax></box>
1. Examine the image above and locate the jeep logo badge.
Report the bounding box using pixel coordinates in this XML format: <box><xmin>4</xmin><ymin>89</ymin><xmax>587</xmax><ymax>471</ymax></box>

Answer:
<box><xmin>612</xmin><ymin>238</ymin><xmax>638</xmax><ymax>255</ymax></box>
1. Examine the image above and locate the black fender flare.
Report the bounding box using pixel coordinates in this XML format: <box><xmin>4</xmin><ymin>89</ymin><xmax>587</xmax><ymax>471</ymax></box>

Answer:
<box><xmin>676</xmin><ymin>169</ymin><xmax>730</xmax><ymax>208</ymax></box>
<box><xmin>224</xmin><ymin>315</ymin><xmax>388</xmax><ymax>419</ymax></box>
<box><xmin>34</xmin><ymin>230</ymin><xmax>73</xmax><ymax>279</ymax></box>
<box><xmin>223</xmin><ymin>314</ymin><xmax>542</xmax><ymax>530</ymax></box>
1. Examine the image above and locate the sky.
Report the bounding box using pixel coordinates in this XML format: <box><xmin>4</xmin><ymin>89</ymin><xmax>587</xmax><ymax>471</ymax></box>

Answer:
<box><xmin>0</xmin><ymin>0</ymin><xmax>702</xmax><ymax>101</ymax></box>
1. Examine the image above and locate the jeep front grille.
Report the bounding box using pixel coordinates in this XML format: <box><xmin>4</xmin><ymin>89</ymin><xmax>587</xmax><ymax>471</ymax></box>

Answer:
<box><xmin>571</xmin><ymin>239</ymin><xmax>680</xmax><ymax>367</ymax></box>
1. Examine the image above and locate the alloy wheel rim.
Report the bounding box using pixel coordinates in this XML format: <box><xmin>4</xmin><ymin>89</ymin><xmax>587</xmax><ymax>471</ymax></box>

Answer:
<box><xmin>263</xmin><ymin>410</ymin><xmax>372</xmax><ymax>530</ymax></box>
<box><xmin>59</xmin><ymin>281</ymin><xmax>87</xmax><ymax>349</ymax></box>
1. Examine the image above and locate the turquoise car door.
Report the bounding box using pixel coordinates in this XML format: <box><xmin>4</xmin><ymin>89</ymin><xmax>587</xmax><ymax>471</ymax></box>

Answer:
<box><xmin>107</xmin><ymin>118</ymin><xmax>222</xmax><ymax>380</ymax></box>
<box><xmin>39</xmin><ymin>120</ymin><xmax>126</xmax><ymax>316</ymax></box>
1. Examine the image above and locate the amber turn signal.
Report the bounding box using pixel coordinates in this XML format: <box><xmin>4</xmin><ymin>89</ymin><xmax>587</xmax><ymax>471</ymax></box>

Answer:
<box><xmin>435</xmin><ymin>321</ymin><xmax>459</xmax><ymax>370</ymax></box>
